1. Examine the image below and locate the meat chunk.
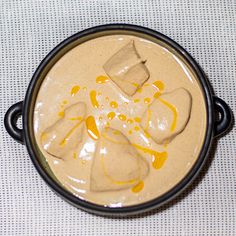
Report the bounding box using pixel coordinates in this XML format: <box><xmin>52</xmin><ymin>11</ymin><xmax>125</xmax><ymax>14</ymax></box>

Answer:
<box><xmin>90</xmin><ymin>128</ymin><xmax>149</xmax><ymax>191</ymax></box>
<box><xmin>141</xmin><ymin>88</ymin><xmax>192</xmax><ymax>144</ymax></box>
<box><xmin>103</xmin><ymin>40</ymin><xmax>150</xmax><ymax>96</ymax></box>
<box><xmin>41</xmin><ymin>102</ymin><xmax>86</xmax><ymax>159</ymax></box>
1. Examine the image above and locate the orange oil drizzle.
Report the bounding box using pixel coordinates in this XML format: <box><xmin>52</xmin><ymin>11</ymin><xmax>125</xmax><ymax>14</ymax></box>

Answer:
<box><xmin>133</xmin><ymin>99</ymin><xmax>140</xmax><ymax>103</ymax></box>
<box><xmin>41</xmin><ymin>132</ymin><xmax>47</xmax><ymax>141</ymax></box>
<box><xmin>107</xmin><ymin>112</ymin><xmax>116</xmax><ymax>120</ymax></box>
<box><xmin>85</xmin><ymin>116</ymin><xmax>100</xmax><ymax>140</ymax></box>
<box><xmin>90</xmin><ymin>90</ymin><xmax>99</xmax><ymax>108</ymax></box>
<box><xmin>152</xmin><ymin>152</ymin><xmax>167</xmax><ymax>169</ymax></box>
<box><xmin>71</xmin><ymin>86</ymin><xmax>80</xmax><ymax>96</ymax></box>
<box><xmin>118</xmin><ymin>114</ymin><xmax>127</xmax><ymax>121</ymax></box>
<box><xmin>96</xmin><ymin>75</ymin><xmax>109</xmax><ymax>84</ymax></box>
<box><xmin>152</xmin><ymin>80</ymin><xmax>164</xmax><ymax>91</ymax></box>
<box><xmin>132</xmin><ymin>180</ymin><xmax>144</xmax><ymax>193</ymax></box>
<box><xmin>127</xmin><ymin>119</ymin><xmax>134</xmax><ymax>124</ymax></box>
<box><xmin>145</xmin><ymin>108</ymin><xmax>152</xmax><ymax>131</ymax></box>
<box><xmin>110</xmin><ymin>101</ymin><xmax>118</xmax><ymax>108</ymax></box>
<box><xmin>73</xmin><ymin>152</ymin><xmax>77</xmax><ymax>159</ymax></box>
<box><xmin>158</xmin><ymin>97</ymin><xmax>177</xmax><ymax>132</ymax></box>
<box><xmin>58</xmin><ymin>111</ymin><xmax>65</xmax><ymax>117</ymax></box>
<box><xmin>132</xmin><ymin>143</ymin><xmax>167</xmax><ymax>169</ymax></box>
<box><xmin>144</xmin><ymin>97</ymin><xmax>151</xmax><ymax>104</ymax></box>
<box><xmin>153</xmin><ymin>92</ymin><xmax>161</xmax><ymax>98</ymax></box>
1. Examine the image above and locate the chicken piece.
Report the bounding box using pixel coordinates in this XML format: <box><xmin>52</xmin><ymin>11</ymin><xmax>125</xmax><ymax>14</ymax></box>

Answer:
<box><xmin>41</xmin><ymin>102</ymin><xmax>86</xmax><ymax>159</ymax></box>
<box><xmin>90</xmin><ymin>128</ymin><xmax>149</xmax><ymax>192</ymax></box>
<box><xmin>103</xmin><ymin>40</ymin><xmax>150</xmax><ymax>96</ymax></box>
<box><xmin>141</xmin><ymin>88</ymin><xmax>192</xmax><ymax>144</ymax></box>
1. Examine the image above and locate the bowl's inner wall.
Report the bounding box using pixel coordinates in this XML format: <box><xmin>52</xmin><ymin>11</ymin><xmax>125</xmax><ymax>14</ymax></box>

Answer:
<box><xmin>27</xmin><ymin>29</ymin><xmax>208</xmax><ymax>198</ymax></box>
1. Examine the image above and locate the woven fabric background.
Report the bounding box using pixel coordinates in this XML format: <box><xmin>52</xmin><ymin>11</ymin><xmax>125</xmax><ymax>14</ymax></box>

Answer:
<box><xmin>0</xmin><ymin>0</ymin><xmax>235</xmax><ymax>235</ymax></box>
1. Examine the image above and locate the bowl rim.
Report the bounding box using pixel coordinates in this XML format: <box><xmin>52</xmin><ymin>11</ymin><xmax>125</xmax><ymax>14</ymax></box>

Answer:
<box><xmin>23</xmin><ymin>24</ymin><xmax>214</xmax><ymax>216</ymax></box>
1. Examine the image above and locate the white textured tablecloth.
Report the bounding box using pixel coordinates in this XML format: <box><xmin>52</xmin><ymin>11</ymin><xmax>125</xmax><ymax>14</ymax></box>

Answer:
<box><xmin>0</xmin><ymin>1</ymin><xmax>235</xmax><ymax>235</ymax></box>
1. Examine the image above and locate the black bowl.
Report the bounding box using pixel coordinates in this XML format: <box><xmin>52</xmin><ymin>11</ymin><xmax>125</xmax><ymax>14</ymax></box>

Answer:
<box><xmin>4</xmin><ymin>24</ymin><xmax>232</xmax><ymax>216</ymax></box>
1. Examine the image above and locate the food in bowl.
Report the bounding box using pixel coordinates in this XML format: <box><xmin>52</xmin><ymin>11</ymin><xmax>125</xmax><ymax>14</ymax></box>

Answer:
<box><xmin>33</xmin><ymin>34</ymin><xmax>207</xmax><ymax>207</ymax></box>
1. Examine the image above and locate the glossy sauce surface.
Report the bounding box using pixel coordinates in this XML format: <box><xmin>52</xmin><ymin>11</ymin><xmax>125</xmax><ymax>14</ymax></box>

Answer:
<box><xmin>34</xmin><ymin>35</ymin><xmax>206</xmax><ymax>206</ymax></box>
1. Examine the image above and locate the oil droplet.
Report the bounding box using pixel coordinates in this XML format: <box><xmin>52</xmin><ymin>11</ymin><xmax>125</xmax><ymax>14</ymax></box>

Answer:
<box><xmin>127</xmin><ymin>119</ymin><xmax>134</xmax><ymax>124</ymax></box>
<box><xmin>128</xmin><ymin>130</ymin><xmax>132</xmax><ymax>135</ymax></box>
<box><xmin>69</xmin><ymin>116</ymin><xmax>82</xmax><ymax>121</ymax></box>
<box><xmin>96</xmin><ymin>75</ymin><xmax>109</xmax><ymax>84</ymax></box>
<box><xmin>132</xmin><ymin>82</ymin><xmax>139</xmax><ymax>87</ymax></box>
<box><xmin>105</xmin><ymin>96</ymin><xmax>109</xmax><ymax>101</ymax></box>
<box><xmin>73</xmin><ymin>152</ymin><xmax>77</xmax><ymax>159</ymax></box>
<box><xmin>41</xmin><ymin>132</ymin><xmax>47</xmax><ymax>141</ymax></box>
<box><xmin>90</xmin><ymin>90</ymin><xmax>99</xmax><ymax>108</ymax></box>
<box><xmin>137</xmin><ymin>87</ymin><xmax>143</xmax><ymax>93</ymax></box>
<box><xmin>153</xmin><ymin>80</ymin><xmax>164</xmax><ymax>91</ymax></box>
<box><xmin>58</xmin><ymin>111</ymin><xmax>64</xmax><ymax>117</ymax></box>
<box><xmin>144</xmin><ymin>98</ymin><xmax>151</xmax><ymax>104</ymax></box>
<box><xmin>134</xmin><ymin>117</ymin><xmax>141</xmax><ymax>123</ymax></box>
<box><xmin>118</xmin><ymin>114</ymin><xmax>127</xmax><ymax>121</ymax></box>
<box><xmin>132</xmin><ymin>181</ymin><xmax>144</xmax><ymax>193</ymax></box>
<box><xmin>107</xmin><ymin>111</ymin><xmax>116</xmax><ymax>120</ymax></box>
<box><xmin>70</xmin><ymin>86</ymin><xmax>80</xmax><ymax>96</ymax></box>
<box><xmin>86</xmin><ymin>116</ymin><xmax>100</xmax><ymax>140</ymax></box>
<box><xmin>113</xmin><ymin>130</ymin><xmax>120</xmax><ymax>135</ymax></box>
<box><xmin>152</xmin><ymin>152</ymin><xmax>167</xmax><ymax>169</ymax></box>
<box><xmin>144</xmin><ymin>83</ymin><xmax>150</xmax><ymax>87</ymax></box>
<box><xmin>98</xmin><ymin>91</ymin><xmax>102</xmax><ymax>95</ymax></box>
<box><xmin>63</xmin><ymin>100</ymin><xmax>68</xmax><ymax>104</ymax></box>
<box><xmin>153</xmin><ymin>92</ymin><xmax>161</xmax><ymax>98</ymax></box>
<box><xmin>105</xmin><ymin>121</ymin><xmax>110</xmax><ymax>127</ymax></box>
<box><xmin>133</xmin><ymin>99</ymin><xmax>140</xmax><ymax>103</ymax></box>
<box><xmin>83</xmin><ymin>87</ymin><xmax>87</xmax><ymax>91</ymax></box>
<box><xmin>81</xmin><ymin>160</ymin><xmax>86</xmax><ymax>165</ymax></box>
<box><xmin>99</xmin><ymin>116</ymin><xmax>103</xmax><ymax>121</ymax></box>
<box><xmin>110</xmin><ymin>101</ymin><xmax>118</xmax><ymax>108</ymax></box>
<box><xmin>134</xmin><ymin>126</ymin><xmax>140</xmax><ymax>131</ymax></box>
<box><xmin>124</xmin><ymin>102</ymin><xmax>129</xmax><ymax>105</ymax></box>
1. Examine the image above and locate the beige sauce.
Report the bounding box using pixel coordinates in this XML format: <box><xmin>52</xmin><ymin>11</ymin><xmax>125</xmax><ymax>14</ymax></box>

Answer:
<box><xmin>34</xmin><ymin>35</ymin><xmax>206</xmax><ymax>206</ymax></box>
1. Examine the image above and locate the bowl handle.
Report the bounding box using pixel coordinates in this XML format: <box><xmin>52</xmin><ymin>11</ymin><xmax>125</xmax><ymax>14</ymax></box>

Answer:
<box><xmin>213</xmin><ymin>96</ymin><xmax>232</xmax><ymax>137</ymax></box>
<box><xmin>4</xmin><ymin>101</ymin><xmax>24</xmax><ymax>144</ymax></box>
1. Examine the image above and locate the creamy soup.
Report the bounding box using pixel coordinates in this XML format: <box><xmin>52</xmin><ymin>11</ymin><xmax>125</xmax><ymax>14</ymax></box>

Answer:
<box><xmin>34</xmin><ymin>35</ymin><xmax>206</xmax><ymax>207</ymax></box>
